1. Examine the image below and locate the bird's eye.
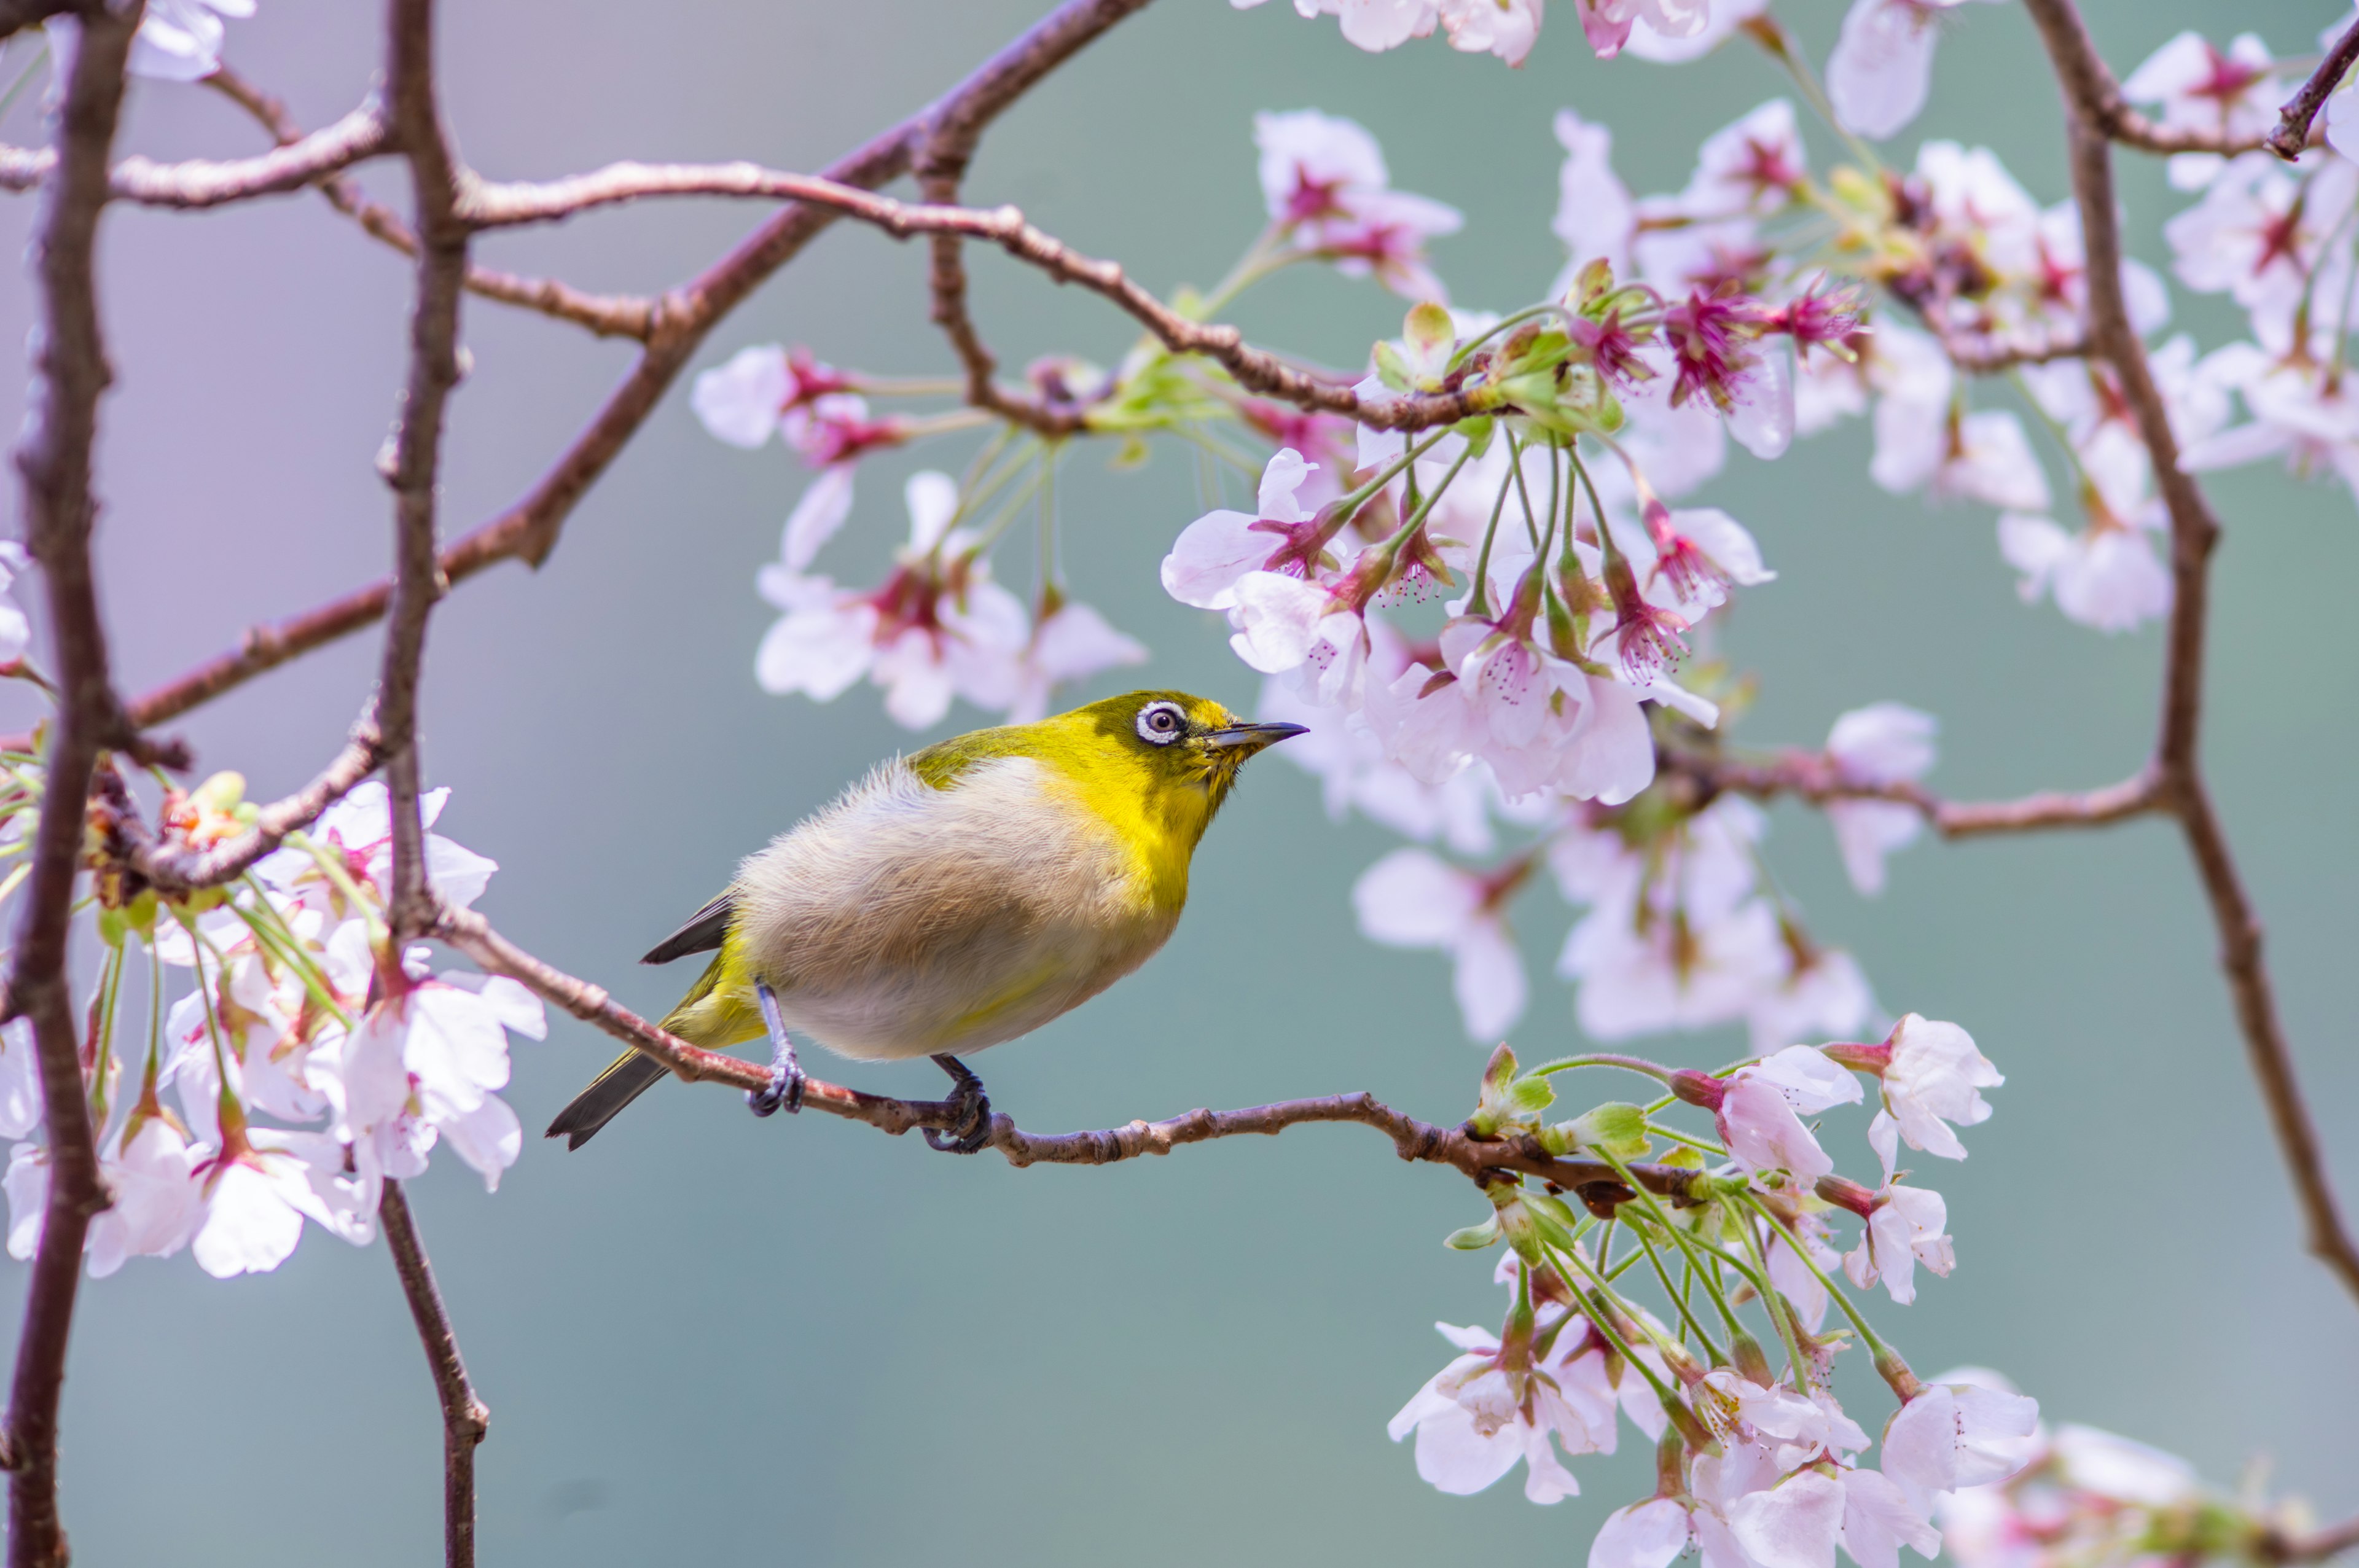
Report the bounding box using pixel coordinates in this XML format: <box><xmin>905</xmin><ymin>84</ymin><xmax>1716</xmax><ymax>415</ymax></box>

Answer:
<box><xmin>1136</xmin><ymin>701</ymin><xmax>1186</xmax><ymax>745</ymax></box>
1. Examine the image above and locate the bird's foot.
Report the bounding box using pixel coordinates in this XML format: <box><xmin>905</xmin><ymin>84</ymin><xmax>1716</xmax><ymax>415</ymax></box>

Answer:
<box><xmin>923</xmin><ymin>1053</ymin><xmax>992</xmax><ymax>1154</ymax></box>
<box><xmin>746</xmin><ymin>980</ymin><xmax>806</xmax><ymax>1118</ymax></box>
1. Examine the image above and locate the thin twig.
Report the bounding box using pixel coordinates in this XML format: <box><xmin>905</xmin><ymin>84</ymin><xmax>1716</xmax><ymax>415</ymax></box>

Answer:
<box><xmin>1</xmin><ymin>7</ymin><xmax>141</xmax><ymax>1564</ymax></box>
<box><xmin>1936</xmin><ymin>324</ymin><xmax>2091</xmax><ymax>374</ymax></box>
<box><xmin>1669</xmin><ymin>750</ymin><xmax>2165</xmax><ymax>841</ymax></box>
<box><xmin>125</xmin><ymin>709</ymin><xmax>383</xmax><ymax>892</ymax></box>
<box><xmin>2267</xmin><ymin>14</ymin><xmax>2359</xmax><ymax>162</ymax></box>
<box><xmin>458</xmin><ymin>163</ymin><xmax>1485</xmax><ymax>431</ymax></box>
<box><xmin>430</xmin><ymin>906</ymin><xmax>1702</xmax><ymax>1201</ymax></box>
<box><xmin>379</xmin><ymin>1180</ymin><xmax>489</xmax><ymax>1568</ymax></box>
<box><xmin>203</xmin><ymin>66</ymin><xmax>654</xmax><ymax>340</ymax></box>
<box><xmin>46</xmin><ymin>0</ymin><xmax>1165</xmax><ymax>744</ymax></box>
<box><xmin>2023</xmin><ymin>0</ymin><xmax>2359</xmax><ymax>1306</ymax></box>
<box><xmin>0</xmin><ymin>98</ymin><xmax>390</xmax><ymax>205</ymax></box>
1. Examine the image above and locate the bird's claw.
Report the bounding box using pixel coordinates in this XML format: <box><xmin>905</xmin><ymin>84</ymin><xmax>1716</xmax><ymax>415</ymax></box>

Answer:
<box><xmin>924</xmin><ymin>1053</ymin><xmax>992</xmax><ymax>1154</ymax></box>
<box><xmin>746</xmin><ymin>980</ymin><xmax>806</xmax><ymax>1119</ymax></box>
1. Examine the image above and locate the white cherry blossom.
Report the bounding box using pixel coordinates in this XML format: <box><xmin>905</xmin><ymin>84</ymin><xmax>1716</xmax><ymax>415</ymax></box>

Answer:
<box><xmin>1841</xmin><ymin>1179</ymin><xmax>1954</xmax><ymax>1304</ymax></box>
<box><xmin>1824</xmin><ymin>703</ymin><xmax>1936</xmax><ymax>897</ymax></box>
<box><xmin>1354</xmin><ymin>847</ymin><xmax>1528</xmax><ymax>1040</ymax></box>
<box><xmin>1827</xmin><ymin>0</ymin><xmax>2000</xmax><ymax>140</ymax></box>
<box><xmin>1387</xmin><ymin>1317</ymin><xmax>1613</xmax><ymax>1503</ymax></box>
<box><xmin>2121</xmin><ymin>33</ymin><xmax>2284</xmax><ymax>146</ymax></box>
<box><xmin>123</xmin><ymin>0</ymin><xmax>256</xmax><ymax>83</ymax></box>
<box><xmin>1882</xmin><ymin>1375</ymin><xmax>2042</xmax><ymax>1515</ymax></box>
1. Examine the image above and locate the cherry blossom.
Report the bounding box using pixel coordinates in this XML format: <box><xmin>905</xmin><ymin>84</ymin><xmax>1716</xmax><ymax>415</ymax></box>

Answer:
<box><xmin>1823</xmin><ymin>703</ymin><xmax>1935</xmax><ymax>897</ymax></box>
<box><xmin>2163</xmin><ymin>154</ymin><xmax>2358</xmax><ymax>346</ymax></box>
<box><xmin>1251</xmin><ymin>109</ymin><xmax>1461</xmax><ymax>298</ymax></box>
<box><xmin>1882</xmin><ymin>1375</ymin><xmax>2041</xmax><ymax>1515</ymax></box>
<box><xmin>189</xmin><ymin>1128</ymin><xmax>373</xmax><ymax>1279</ymax></box>
<box><xmin>755</xmin><ymin>470</ymin><xmax>1030</xmax><ymax>728</ymax></box>
<box><xmin>1827</xmin><ymin>1</ymin><xmax>2000</xmax><ymax>141</ymax></box>
<box><xmin>122</xmin><ymin>0</ymin><xmax>256</xmax><ymax>83</ymax></box>
<box><xmin>83</xmin><ymin>1120</ymin><xmax>205</xmax><ymax>1279</ymax></box>
<box><xmin>1354</xmin><ymin>847</ymin><xmax>1530</xmax><ymax>1040</ymax></box>
<box><xmin>1826</xmin><ymin>1175</ymin><xmax>1954</xmax><ymax>1304</ymax></box>
<box><xmin>243</xmin><ymin>782</ymin><xmax>497</xmax><ymax>922</ymax></box>
<box><xmin>1828</xmin><ymin>1013</ymin><xmax>2002</xmax><ymax>1169</ymax></box>
<box><xmin>1676</xmin><ymin>1043</ymin><xmax>1865</xmax><ymax>1185</ymax></box>
<box><xmin>1387</xmin><ymin>1316</ymin><xmax>1613</xmax><ymax>1502</ymax></box>
<box><xmin>691</xmin><ymin>344</ymin><xmax>855</xmax><ymax>450</ymax></box>
<box><xmin>1996</xmin><ymin>510</ymin><xmax>2170</xmax><ymax>633</ymax></box>
<box><xmin>1006</xmin><ymin>596</ymin><xmax>1149</xmax><ymax>723</ymax></box>
<box><xmin>1553</xmin><ymin>111</ymin><xmax>1637</xmax><ymax>287</ymax></box>
<box><xmin>2121</xmin><ymin>33</ymin><xmax>2284</xmax><ymax>147</ymax></box>
<box><xmin>1747</xmin><ymin>943</ymin><xmax>1876</xmax><ymax>1056</ymax></box>
<box><xmin>0</xmin><ymin>541</ymin><xmax>31</xmax><ymax>667</ymax></box>
<box><xmin>342</xmin><ymin>964</ymin><xmax>547</xmax><ymax>1195</ymax></box>
<box><xmin>0</xmin><ymin>1019</ymin><xmax>39</xmax><ymax>1140</ymax></box>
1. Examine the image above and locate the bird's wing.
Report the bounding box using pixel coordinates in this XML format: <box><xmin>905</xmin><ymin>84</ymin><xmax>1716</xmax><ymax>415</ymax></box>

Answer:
<box><xmin>641</xmin><ymin>891</ymin><xmax>736</xmax><ymax>965</ymax></box>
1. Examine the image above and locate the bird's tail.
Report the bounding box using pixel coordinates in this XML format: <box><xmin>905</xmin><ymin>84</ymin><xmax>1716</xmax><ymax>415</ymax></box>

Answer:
<box><xmin>546</xmin><ymin>948</ymin><xmax>759</xmax><ymax>1150</ymax></box>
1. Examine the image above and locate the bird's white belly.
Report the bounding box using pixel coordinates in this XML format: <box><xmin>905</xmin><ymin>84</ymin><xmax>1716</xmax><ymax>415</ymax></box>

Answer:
<box><xmin>734</xmin><ymin>756</ymin><xmax>1180</xmax><ymax>1062</ymax></box>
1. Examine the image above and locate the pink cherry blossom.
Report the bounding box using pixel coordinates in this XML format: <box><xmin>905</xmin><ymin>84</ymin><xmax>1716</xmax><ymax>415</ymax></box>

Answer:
<box><xmin>127</xmin><ymin>0</ymin><xmax>256</xmax><ymax>84</ymax></box>
<box><xmin>1354</xmin><ymin>847</ymin><xmax>1531</xmax><ymax>1040</ymax></box>
<box><xmin>189</xmin><ymin>1128</ymin><xmax>374</xmax><ymax>1279</ymax></box>
<box><xmin>1705</xmin><ymin>1043</ymin><xmax>1865</xmax><ymax>1184</ymax></box>
<box><xmin>2121</xmin><ymin>33</ymin><xmax>2283</xmax><ymax>146</ymax></box>
<box><xmin>1250</xmin><ymin>109</ymin><xmax>1461</xmax><ymax>298</ymax></box>
<box><xmin>83</xmin><ymin>1120</ymin><xmax>205</xmax><ymax>1278</ymax></box>
<box><xmin>755</xmin><ymin>470</ymin><xmax>1030</xmax><ymax>728</ymax></box>
<box><xmin>1006</xmin><ymin>597</ymin><xmax>1149</xmax><ymax>723</ymax></box>
<box><xmin>1829</xmin><ymin>1177</ymin><xmax>1954</xmax><ymax>1304</ymax></box>
<box><xmin>1882</xmin><ymin>1376</ymin><xmax>2042</xmax><ymax>1515</ymax></box>
<box><xmin>249</xmin><ymin>781</ymin><xmax>498</xmax><ymax>915</ymax></box>
<box><xmin>1552</xmin><ymin>111</ymin><xmax>1637</xmax><ymax>287</ymax></box>
<box><xmin>1386</xmin><ymin>1318</ymin><xmax>1607</xmax><ymax>1503</ymax></box>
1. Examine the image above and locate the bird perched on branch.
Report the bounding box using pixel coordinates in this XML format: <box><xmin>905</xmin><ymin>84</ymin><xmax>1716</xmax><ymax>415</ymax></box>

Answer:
<box><xmin>547</xmin><ymin>690</ymin><xmax>1304</xmax><ymax>1153</ymax></box>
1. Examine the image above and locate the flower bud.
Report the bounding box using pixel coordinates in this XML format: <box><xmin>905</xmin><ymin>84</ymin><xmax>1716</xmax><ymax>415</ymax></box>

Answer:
<box><xmin>1815</xmin><ymin>1174</ymin><xmax>1877</xmax><ymax>1218</ymax></box>
<box><xmin>1728</xmin><ymin>1327</ymin><xmax>1774</xmax><ymax>1386</ymax></box>
<box><xmin>1669</xmin><ymin>1069</ymin><xmax>1727</xmax><ymax>1111</ymax></box>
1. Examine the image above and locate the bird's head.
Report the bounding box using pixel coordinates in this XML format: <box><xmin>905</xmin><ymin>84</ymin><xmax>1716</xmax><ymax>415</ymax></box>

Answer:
<box><xmin>1061</xmin><ymin>689</ymin><xmax>1305</xmax><ymax>813</ymax></box>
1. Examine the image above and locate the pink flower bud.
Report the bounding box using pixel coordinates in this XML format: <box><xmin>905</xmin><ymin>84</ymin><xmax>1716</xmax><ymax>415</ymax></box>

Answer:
<box><xmin>1669</xmin><ymin>1069</ymin><xmax>1726</xmax><ymax>1110</ymax></box>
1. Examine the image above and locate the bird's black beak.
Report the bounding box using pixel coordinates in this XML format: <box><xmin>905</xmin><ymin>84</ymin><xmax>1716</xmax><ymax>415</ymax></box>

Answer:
<box><xmin>1202</xmin><ymin>720</ymin><xmax>1309</xmax><ymax>757</ymax></box>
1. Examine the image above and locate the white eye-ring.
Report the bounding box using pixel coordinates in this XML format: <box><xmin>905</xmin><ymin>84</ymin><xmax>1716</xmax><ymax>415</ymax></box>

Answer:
<box><xmin>1136</xmin><ymin>701</ymin><xmax>1186</xmax><ymax>746</ymax></box>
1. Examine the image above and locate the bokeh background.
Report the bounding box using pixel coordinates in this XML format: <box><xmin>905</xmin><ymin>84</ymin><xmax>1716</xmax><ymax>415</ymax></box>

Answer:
<box><xmin>0</xmin><ymin>1</ymin><xmax>2352</xmax><ymax>1561</ymax></box>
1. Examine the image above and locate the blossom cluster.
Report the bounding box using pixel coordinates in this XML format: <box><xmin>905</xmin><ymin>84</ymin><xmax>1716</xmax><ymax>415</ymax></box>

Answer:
<box><xmin>1</xmin><ymin>779</ymin><xmax>544</xmax><ymax>1279</ymax></box>
<box><xmin>1387</xmin><ymin>1017</ymin><xmax>2019</xmax><ymax>1556</ymax></box>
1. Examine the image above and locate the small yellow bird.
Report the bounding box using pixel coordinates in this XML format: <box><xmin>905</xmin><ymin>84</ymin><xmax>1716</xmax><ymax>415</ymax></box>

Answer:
<box><xmin>547</xmin><ymin>690</ymin><xmax>1304</xmax><ymax>1152</ymax></box>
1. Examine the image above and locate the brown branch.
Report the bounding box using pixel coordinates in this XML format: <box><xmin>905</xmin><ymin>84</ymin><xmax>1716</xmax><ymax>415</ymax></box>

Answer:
<box><xmin>2022</xmin><ymin>0</ymin><xmax>2359</xmax><ymax>1306</ymax></box>
<box><xmin>1667</xmin><ymin>749</ymin><xmax>2165</xmax><ymax>841</ymax></box>
<box><xmin>203</xmin><ymin>67</ymin><xmax>654</xmax><ymax>340</ymax></box>
<box><xmin>63</xmin><ymin>0</ymin><xmax>1162</xmax><ymax>744</ymax></box>
<box><xmin>1</xmin><ymin>6</ymin><xmax>140</xmax><ymax>1563</ymax></box>
<box><xmin>378</xmin><ymin>1180</ymin><xmax>489</xmax><ymax>1568</ymax></box>
<box><xmin>1936</xmin><ymin>324</ymin><xmax>2090</xmax><ymax>375</ymax></box>
<box><xmin>376</xmin><ymin>0</ymin><xmax>465</xmax><ymax>942</ymax></box>
<box><xmin>2267</xmin><ymin>14</ymin><xmax>2359</xmax><ymax>162</ymax></box>
<box><xmin>125</xmin><ymin>708</ymin><xmax>383</xmax><ymax>892</ymax></box>
<box><xmin>460</xmin><ymin>163</ymin><xmax>1482</xmax><ymax>432</ymax></box>
<box><xmin>431</xmin><ymin>906</ymin><xmax>1703</xmax><ymax>1200</ymax></box>
<box><xmin>0</xmin><ymin>0</ymin><xmax>74</xmax><ymax>44</ymax></box>
<box><xmin>0</xmin><ymin>99</ymin><xmax>391</xmax><ymax>205</ymax></box>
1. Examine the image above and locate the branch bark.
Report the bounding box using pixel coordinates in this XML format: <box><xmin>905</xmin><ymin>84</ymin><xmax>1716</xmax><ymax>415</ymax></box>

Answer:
<box><xmin>431</xmin><ymin>907</ymin><xmax>1704</xmax><ymax>1201</ymax></box>
<box><xmin>0</xmin><ymin>99</ymin><xmax>391</xmax><ymax>205</ymax></box>
<box><xmin>379</xmin><ymin>1180</ymin><xmax>489</xmax><ymax>1568</ymax></box>
<box><xmin>1669</xmin><ymin>750</ymin><xmax>2166</xmax><ymax>841</ymax></box>
<box><xmin>203</xmin><ymin>67</ymin><xmax>654</xmax><ymax>339</ymax></box>
<box><xmin>2022</xmin><ymin>0</ymin><xmax>2359</xmax><ymax>1305</ymax></box>
<box><xmin>71</xmin><ymin>0</ymin><xmax>1165</xmax><ymax>739</ymax></box>
<box><xmin>1</xmin><ymin>7</ymin><xmax>141</xmax><ymax>1564</ymax></box>
<box><xmin>123</xmin><ymin>708</ymin><xmax>383</xmax><ymax>892</ymax></box>
<box><xmin>377</xmin><ymin>0</ymin><xmax>464</xmax><ymax>942</ymax></box>
<box><xmin>2267</xmin><ymin>14</ymin><xmax>2359</xmax><ymax>162</ymax></box>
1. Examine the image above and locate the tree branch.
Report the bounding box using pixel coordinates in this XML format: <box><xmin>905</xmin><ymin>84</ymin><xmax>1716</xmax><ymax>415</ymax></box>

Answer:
<box><xmin>2267</xmin><ymin>14</ymin><xmax>2359</xmax><ymax>162</ymax></box>
<box><xmin>2022</xmin><ymin>0</ymin><xmax>2359</xmax><ymax>1306</ymax></box>
<box><xmin>2017</xmin><ymin>6</ymin><xmax>2307</xmax><ymax>158</ymax></box>
<box><xmin>429</xmin><ymin>906</ymin><xmax>1703</xmax><ymax>1202</ymax></box>
<box><xmin>0</xmin><ymin>98</ymin><xmax>391</xmax><ymax>206</ymax></box>
<box><xmin>1</xmin><ymin>7</ymin><xmax>140</xmax><ymax>1564</ymax></box>
<box><xmin>376</xmin><ymin>0</ymin><xmax>464</xmax><ymax>943</ymax></box>
<box><xmin>122</xmin><ymin>708</ymin><xmax>383</xmax><ymax>892</ymax></box>
<box><xmin>58</xmin><ymin>0</ymin><xmax>1163</xmax><ymax>743</ymax></box>
<box><xmin>203</xmin><ymin>66</ymin><xmax>655</xmax><ymax>340</ymax></box>
<box><xmin>2262</xmin><ymin>1512</ymin><xmax>2359</xmax><ymax>1566</ymax></box>
<box><xmin>1664</xmin><ymin>749</ymin><xmax>2165</xmax><ymax>841</ymax></box>
<box><xmin>378</xmin><ymin>1180</ymin><xmax>489</xmax><ymax>1568</ymax></box>
<box><xmin>462</xmin><ymin>163</ymin><xmax>1481</xmax><ymax>430</ymax></box>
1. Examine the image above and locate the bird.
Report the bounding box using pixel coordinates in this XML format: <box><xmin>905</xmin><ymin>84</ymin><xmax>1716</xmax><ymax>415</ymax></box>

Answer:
<box><xmin>546</xmin><ymin>689</ymin><xmax>1305</xmax><ymax>1153</ymax></box>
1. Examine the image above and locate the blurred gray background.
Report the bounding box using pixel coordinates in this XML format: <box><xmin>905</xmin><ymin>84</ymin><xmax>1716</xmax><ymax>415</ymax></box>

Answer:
<box><xmin>1</xmin><ymin>0</ymin><xmax>2352</xmax><ymax>1561</ymax></box>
